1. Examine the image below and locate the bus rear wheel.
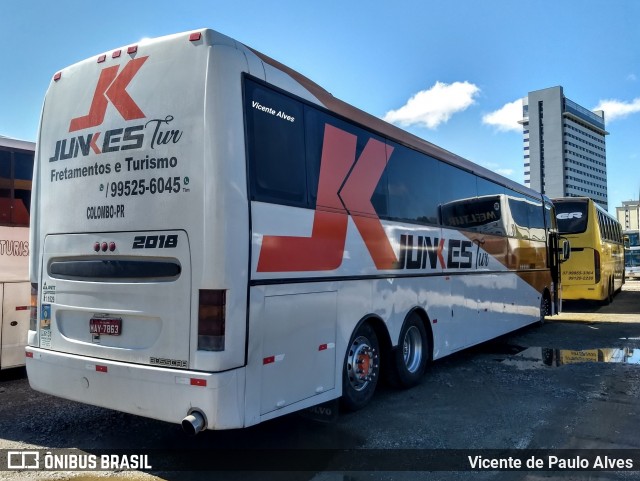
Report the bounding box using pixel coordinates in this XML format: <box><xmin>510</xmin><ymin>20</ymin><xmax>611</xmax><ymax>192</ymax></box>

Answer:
<box><xmin>604</xmin><ymin>278</ymin><xmax>614</xmax><ymax>305</ymax></box>
<box><xmin>341</xmin><ymin>322</ymin><xmax>380</xmax><ymax>411</ymax></box>
<box><xmin>389</xmin><ymin>313</ymin><xmax>429</xmax><ymax>388</ymax></box>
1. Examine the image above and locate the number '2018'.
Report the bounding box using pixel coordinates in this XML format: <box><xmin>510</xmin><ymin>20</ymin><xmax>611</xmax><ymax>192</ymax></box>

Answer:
<box><xmin>132</xmin><ymin>234</ymin><xmax>178</xmax><ymax>249</ymax></box>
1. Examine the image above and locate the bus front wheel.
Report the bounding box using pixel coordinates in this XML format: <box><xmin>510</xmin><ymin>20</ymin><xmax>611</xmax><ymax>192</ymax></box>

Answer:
<box><xmin>341</xmin><ymin>322</ymin><xmax>380</xmax><ymax>411</ymax></box>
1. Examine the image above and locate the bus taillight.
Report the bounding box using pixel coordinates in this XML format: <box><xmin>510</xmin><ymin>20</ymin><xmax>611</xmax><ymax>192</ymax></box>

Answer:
<box><xmin>198</xmin><ymin>289</ymin><xmax>225</xmax><ymax>351</ymax></box>
<box><xmin>29</xmin><ymin>283</ymin><xmax>38</xmax><ymax>331</ymax></box>
<box><xmin>594</xmin><ymin>250</ymin><xmax>601</xmax><ymax>284</ymax></box>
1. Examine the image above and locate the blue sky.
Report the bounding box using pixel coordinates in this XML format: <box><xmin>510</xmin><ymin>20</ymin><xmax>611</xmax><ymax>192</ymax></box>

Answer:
<box><xmin>2</xmin><ymin>0</ymin><xmax>639</xmax><ymax>215</ymax></box>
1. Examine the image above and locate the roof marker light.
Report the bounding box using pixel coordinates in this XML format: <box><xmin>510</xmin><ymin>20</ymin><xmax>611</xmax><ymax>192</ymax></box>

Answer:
<box><xmin>97</xmin><ymin>54</ymin><xmax>106</xmax><ymax>63</ymax></box>
<box><xmin>189</xmin><ymin>32</ymin><xmax>202</xmax><ymax>42</ymax></box>
<box><xmin>53</xmin><ymin>72</ymin><xmax>62</xmax><ymax>81</ymax></box>
<box><xmin>127</xmin><ymin>45</ymin><xmax>138</xmax><ymax>54</ymax></box>
<box><xmin>112</xmin><ymin>50</ymin><xmax>122</xmax><ymax>58</ymax></box>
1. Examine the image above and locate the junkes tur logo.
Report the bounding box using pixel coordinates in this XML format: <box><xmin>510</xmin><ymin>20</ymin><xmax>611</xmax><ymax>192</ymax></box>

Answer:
<box><xmin>69</xmin><ymin>56</ymin><xmax>148</xmax><ymax>132</ymax></box>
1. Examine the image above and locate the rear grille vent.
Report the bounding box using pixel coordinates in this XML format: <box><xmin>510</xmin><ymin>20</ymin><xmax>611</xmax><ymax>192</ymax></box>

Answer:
<box><xmin>49</xmin><ymin>259</ymin><xmax>181</xmax><ymax>281</ymax></box>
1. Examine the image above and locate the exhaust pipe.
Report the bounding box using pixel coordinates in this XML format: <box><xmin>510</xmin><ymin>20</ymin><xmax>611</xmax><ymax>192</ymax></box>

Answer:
<box><xmin>182</xmin><ymin>410</ymin><xmax>207</xmax><ymax>435</ymax></box>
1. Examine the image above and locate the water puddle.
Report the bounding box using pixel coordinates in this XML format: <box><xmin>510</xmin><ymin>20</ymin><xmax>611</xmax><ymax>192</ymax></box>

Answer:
<box><xmin>501</xmin><ymin>346</ymin><xmax>640</xmax><ymax>369</ymax></box>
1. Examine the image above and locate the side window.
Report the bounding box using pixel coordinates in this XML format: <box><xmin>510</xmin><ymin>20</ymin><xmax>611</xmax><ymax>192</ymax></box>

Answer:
<box><xmin>386</xmin><ymin>142</ymin><xmax>438</xmax><ymax>225</ymax></box>
<box><xmin>0</xmin><ymin>151</ymin><xmax>10</xmax><ymax>224</ymax></box>
<box><xmin>439</xmin><ymin>163</ymin><xmax>478</xmax><ymax>225</ymax></box>
<box><xmin>544</xmin><ymin>201</ymin><xmax>556</xmax><ymax>231</ymax></box>
<box><xmin>14</xmin><ymin>151</ymin><xmax>33</xmax><ymax>218</ymax></box>
<box><xmin>506</xmin><ymin>193</ymin><xmax>530</xmax><ymax>239</ymax></box>
<box><xmin>245</xmin><ymin>79</ymin><xmax>307</xmax><ymax>207</ymax></box>
<box><xmin>0</xmin><ymin>149</ymin><xmax>32</xmax><ymax>226</ymax></box>
<box><xmin>305</xmin><ymin>108</ymin><xmax>388</xmax><ymax>216</ymax></box>
<box><xmin>440</xmin><ymin>195</ymin><xmax>504</xmax><ymax>235</ymax></box>
<box><xmin>477</xmin><ymin>177</ymin><xmax>505</xmax><ymax>197</ymax></box>
<box><xmin>526</xmin><ymin>196</ymin><xmax>545</xmax><ymax>241</ymax></box>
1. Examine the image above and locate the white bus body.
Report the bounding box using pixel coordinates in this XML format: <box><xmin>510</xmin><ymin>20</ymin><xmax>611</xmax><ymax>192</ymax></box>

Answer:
<box><xmin>27</xmin><ymin>29</ymin><xmax>560</xmax><ymax>431</ymax></box>
<box><xmin>0</xmin><ymin>136</ymin><xmax>34</xmax><ymax>369</ymax></box>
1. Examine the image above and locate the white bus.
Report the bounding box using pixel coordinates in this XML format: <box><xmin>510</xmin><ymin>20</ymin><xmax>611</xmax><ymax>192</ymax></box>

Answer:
<box><xmin>26</xmin><ymin>29</ymin><xmax>564</xmax><ymax>432</ymax></box>
<box><xmin>0</xmin><ymin>136</ymin><xmax>34</xmax><ymax>370</ymax></box>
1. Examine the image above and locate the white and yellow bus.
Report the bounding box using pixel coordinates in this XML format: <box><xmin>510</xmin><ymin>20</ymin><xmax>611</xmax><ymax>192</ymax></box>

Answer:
<box><xmin>27</xmin><ymin>29</ymin><xmax>564</xmax><ymax>432</ymax></box>
<box><xmin>0</xmin><ymin>136</ymin><xmax>34</xmax><ymax>370</ymax></box>
<box><xmin>553</xmin><ymin>197</ymin><xmax>624</xmax><ymax>303</ymax></box>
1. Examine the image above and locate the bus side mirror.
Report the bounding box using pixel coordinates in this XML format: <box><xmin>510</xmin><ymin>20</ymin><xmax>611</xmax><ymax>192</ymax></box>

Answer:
<box><xmin>560</xmin><ymin>238</ymin><xmax>571</xmax><ymax>263</ymax></box>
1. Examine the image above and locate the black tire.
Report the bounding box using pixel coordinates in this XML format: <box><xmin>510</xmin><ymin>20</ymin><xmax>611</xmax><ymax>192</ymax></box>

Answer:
<box><xmin>603</xmin><ymin>278</ymin><xmax>613</xmax><ymax>305</ymax></box>
<box><xmin>341</xmin><ymin>322</ymin><xmax>380</xmax><ymax>412</ymax></box>
<box><xmin>389</xmin><ymin>313</ymin><xmax>429</xmax><ymax>389</ymax></box>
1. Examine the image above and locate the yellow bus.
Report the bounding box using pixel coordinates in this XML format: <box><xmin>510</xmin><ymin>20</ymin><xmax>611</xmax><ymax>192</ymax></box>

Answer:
<box><xmin>553</xmin><ymin>197</ymin><xmax>624</xmax><ymax>303</ymax></box>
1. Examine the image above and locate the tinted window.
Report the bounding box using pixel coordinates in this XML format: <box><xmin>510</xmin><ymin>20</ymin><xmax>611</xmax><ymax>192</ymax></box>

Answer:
<box><xmin>439</xmin><ymin>163</ymin><xmax>477</xmax><ymax>216</ymax></box>
<box><xmin>386</xmin><ymin>143</ymin><xmax>438</xmax><ymax>224</ymax></box>
<box><xmin>0</xmin><ymin>149</ymin><xmax>33</xmax><ymax>226</ymax></box>
<box><xmin>554</xmin><ymin>200</ymin><xmax>588</xmax><ymax>234</ymax></box>
<box><xmin>477</xmin><ymin>177</ymin><xmax>505</xmax><ymax>197</ymax></box>
<box><xmin>14</xmin><ymin>152</ymin><xmax>33</xmax><ymax>180</ymax></box>
<box><xmin>441</xmin><ymin>195</ymin><xmax>504</xmax><ymax>235</ymax></box>
<box><xmin>0</xmin><ymin>151</ymin><xmax>10</xmax><ymax>180</ymax></box>
<box><xmin>305</xmin><ymin>108</ymin><xmax>388</xmax><ymax>215</ymax></box>
<box><xmin>245</xmin><ymin>80</ymin><xmax>307</xmax><ymax>206</ymax></box>
<box><xmin>544</xmin><ymin>201</ymin><xmax>556</xmax><ymax>231</ymax></box>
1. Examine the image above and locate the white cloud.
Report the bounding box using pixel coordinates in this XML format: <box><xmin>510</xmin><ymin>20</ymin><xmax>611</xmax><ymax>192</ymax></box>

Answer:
<box><xmin>482</xmin><ymin>99</ymin><xmax>523</xmax><ymax>132</ymax></box>
<box><xmin>382</xmin><ymin>81</ymin><xmax>480</xmax><ymax>129</ymax></box>
<box><xmin>593</xmin><ymin>97</ymin><xmax>640</xmax><ymax>122</ymax></box>
<box><xmin>496</xmin><ymin>168</ymin><xmax>515</xmax><ymax>177</ymax></box>
<box><xmin>627</xmin><ymin>73</ymin><xmax>637</xmax><ymax>82</ymax></box>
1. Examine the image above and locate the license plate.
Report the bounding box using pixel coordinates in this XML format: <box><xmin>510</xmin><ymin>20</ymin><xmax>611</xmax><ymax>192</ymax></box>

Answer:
<box><xmin>90</xmin><ymin>318</ymin><xmax>122</xmax><ymax>336</ymax></box>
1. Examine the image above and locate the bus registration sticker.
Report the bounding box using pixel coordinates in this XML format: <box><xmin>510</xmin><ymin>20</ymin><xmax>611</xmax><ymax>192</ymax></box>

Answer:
<box><xmin>90</xmin><ymin>318</ymin><xmax>122</xmax><ymax>336</ymax></box>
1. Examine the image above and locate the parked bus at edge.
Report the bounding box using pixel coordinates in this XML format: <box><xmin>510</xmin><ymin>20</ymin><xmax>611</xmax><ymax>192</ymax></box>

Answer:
<box><xmin>625</xmin><ymin>246</ymin><xmax>640</xmax><ymax>280</ymax></box>
<box><xmin>26</xmin><ymin>29</ymin><xmax>566</xmax><ymax>433</ymax></box>
<box><xmin>0</xmin><ymin>136</ymin><xmax>34</xmax><ymax>370</ymax></box>
<box><xmin>553</xmin><ymin>197</ymin><xmax>624</xmax><ymax>303</ymax></box>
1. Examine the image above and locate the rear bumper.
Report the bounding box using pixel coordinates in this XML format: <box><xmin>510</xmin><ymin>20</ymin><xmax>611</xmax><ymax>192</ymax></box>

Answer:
<box><xmin>25</xmin><ymin>347</ymin><xmax>245</xmax><ymax>430</ymax></box>
<box><xmin>561</xmin><ymin>283</ymin><xmax>605</xmax><ymax>301</ymax></box>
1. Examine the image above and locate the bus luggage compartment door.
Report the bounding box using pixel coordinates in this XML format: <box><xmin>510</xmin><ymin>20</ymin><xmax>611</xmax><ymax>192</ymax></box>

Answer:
<box><xmin>39</xmin><ymin>232</ymin><xmax>192</xmax><ymax>368</ymax></box>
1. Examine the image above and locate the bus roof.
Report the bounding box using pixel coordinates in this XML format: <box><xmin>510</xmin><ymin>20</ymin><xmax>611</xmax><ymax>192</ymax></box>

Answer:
<box><xmin>0</xmin><ymin>135</ymin><xmax>35</xmax><ymax>152</ymax></box>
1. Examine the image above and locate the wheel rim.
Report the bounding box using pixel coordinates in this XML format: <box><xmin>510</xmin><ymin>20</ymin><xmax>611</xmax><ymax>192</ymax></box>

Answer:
<box><xmin>347</xmin><ymin>335</ymin><xmax>378</xmax><ymax>392</ymax></box>
<box><xmin>402</xmin><ymin>325</ymin><xmax>423</xmax><ymax>374</ymax></box>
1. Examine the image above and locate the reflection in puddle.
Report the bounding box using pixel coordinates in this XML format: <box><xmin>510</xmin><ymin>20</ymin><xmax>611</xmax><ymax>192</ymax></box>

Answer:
<box><xmin>502</xmin><ymin>347</ymin><xmax>640</xmax><ymax>369</ymax></box>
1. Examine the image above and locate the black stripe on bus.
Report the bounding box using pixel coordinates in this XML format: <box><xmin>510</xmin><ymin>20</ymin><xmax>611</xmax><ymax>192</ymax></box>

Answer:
<box><xmin>48</xmin><ymin>259</ymin><xmax>181</xmax><ymax>281</ymax></box>
<box><xmin>249</xmin><ymin>269</ymin><xmax>549</xmax><ymax>287</ymax></box>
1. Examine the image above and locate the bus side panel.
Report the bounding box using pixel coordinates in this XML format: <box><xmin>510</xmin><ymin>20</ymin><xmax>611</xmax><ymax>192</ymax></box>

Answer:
<box><xmin>1</xmin><ymin>281</ymin><xmax>30</xmax><ymax>369</ymax></box>
<box><xmin>245</xmin><ymin>283</ymin><xmax>341</xmax><ymax>426</ymax></box>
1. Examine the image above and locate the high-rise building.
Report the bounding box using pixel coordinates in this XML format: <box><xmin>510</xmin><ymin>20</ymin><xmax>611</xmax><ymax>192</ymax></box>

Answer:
<box><xmin>617</xmin><ymin>200</ymin><xmax>640</xmax><ymax>231</ymax></box>
<box><xmin>521</xmin><ymin>86</ymin><xmax>609</xmax><ymax>209</ymax></box>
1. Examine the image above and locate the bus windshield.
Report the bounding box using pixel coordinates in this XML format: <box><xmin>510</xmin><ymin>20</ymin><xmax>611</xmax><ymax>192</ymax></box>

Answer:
<box><xmin>626</xmin><ymin>249</ymin><xmax>640</xmax><ymax>268</ymax></box>
<box><xmin>555</xmin><ymin>200</ymin><xmax>589</xmax><ymax>234</ymax></box>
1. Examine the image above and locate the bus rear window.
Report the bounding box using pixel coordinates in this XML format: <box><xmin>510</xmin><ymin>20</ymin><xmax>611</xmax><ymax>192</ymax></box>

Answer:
<box><xmin>554</xmin><ymin>201</ymin><xmax>588</xmax><ymax>234</ymax></box>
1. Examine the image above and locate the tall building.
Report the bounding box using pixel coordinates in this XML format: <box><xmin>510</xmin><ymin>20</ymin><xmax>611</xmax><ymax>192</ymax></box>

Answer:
<box><xmin>521</xmin><ymin>86</ymin><xmax>609</xmax><ymax>209</ymax></box>
<box><xmin>617</xmin><ymin>200</ymin><xmax>640</xmax><ymax>231</ymax></box>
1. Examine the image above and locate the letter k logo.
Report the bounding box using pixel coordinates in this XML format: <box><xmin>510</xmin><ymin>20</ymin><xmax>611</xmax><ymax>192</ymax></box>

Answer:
<box><xmin>69</xmin><ymin>56</ymin><xmax>148</xmax><ymax>132</ymax></box>
<box><xmin>257</xmin><ymin>124</ymin><xmax>398</xmax><ymax>272</ymax></box>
